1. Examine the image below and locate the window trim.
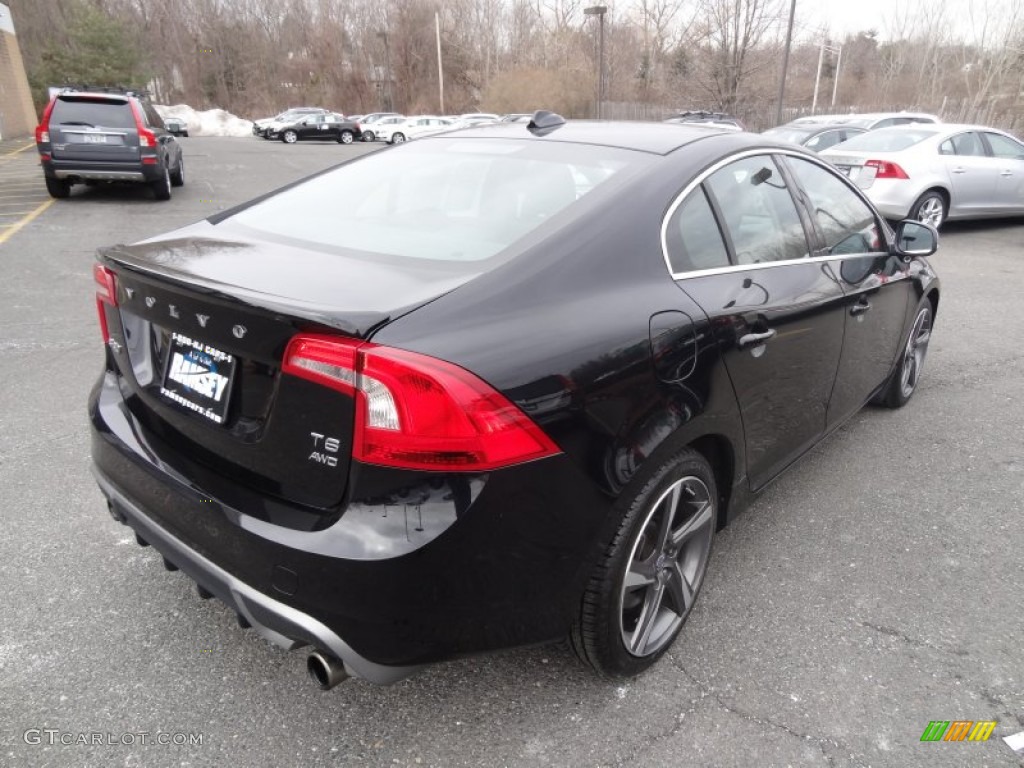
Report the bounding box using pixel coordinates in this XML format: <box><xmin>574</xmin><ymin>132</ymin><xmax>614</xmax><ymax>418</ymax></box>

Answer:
<box><xmin>660</xmin><ymin>147</ymin><xmax>890</xmax><ymax>281</ymax></box>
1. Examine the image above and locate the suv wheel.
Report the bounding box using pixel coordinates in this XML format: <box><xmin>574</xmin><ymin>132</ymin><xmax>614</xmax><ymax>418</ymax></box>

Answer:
<box><xmin>170</xmin><ymin>155</ymin><xmax>185</xmax><ymax>187</ymax></box>
<box><xmin>282</xmin><ymin>130</ymin><xmax>298</xmax><ymax>144</ymax></box>
<box><xmin>391</xmin><ymin>132</ymin><xmax>406</xmax><ymax>144</ymax></box>
<box><xmin>151</xmin><ymin>166</ymin><xmax>172</xmax><ymax>201</ymax></box>
<box><xmin>45</xmin><ymin>177</ymin><xmax>71</xmax><ymax>199</ymax></box>
<box><xmin>338</xmin><ymin>130</ymin><xmax>354</xmax><ymax>144</ymax></box>
<box><xmin>362</xmin><ymin>130</ymin><xmax>375</xmax><ymax>142</ymax></box>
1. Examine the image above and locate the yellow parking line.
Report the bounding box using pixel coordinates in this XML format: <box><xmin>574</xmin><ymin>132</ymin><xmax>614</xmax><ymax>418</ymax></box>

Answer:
<box><xmin>0</xmin><ymin>142</ymin><xmax>36</xmax><ymax>159</ymax></box>
<box><xmin>0</xmin><ymin>198</ymin><xmax>54</xmax><ymax>245</ymax></box>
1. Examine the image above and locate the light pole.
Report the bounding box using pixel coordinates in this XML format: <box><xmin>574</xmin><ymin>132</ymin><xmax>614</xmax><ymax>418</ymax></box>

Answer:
<box><xmin>377</xmin><ymin>30</ymin><xmax>394</xmax><ymax>112</ymax></box>
<box><xmin>774</xmin><ymin>0</ymin><xmax>797</xmax><ymax>125</ymax></box>
<box><xmin>584</xmin><ymin>6</ymin><xmax>607</xmax><ymax>119</ymax></box>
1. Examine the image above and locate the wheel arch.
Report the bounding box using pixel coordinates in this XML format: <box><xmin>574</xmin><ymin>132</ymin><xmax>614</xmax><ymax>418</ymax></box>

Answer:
<box><xmin>689</xmin><ymin>433</ymin><xmax>736</xmax><ymax>530</ymax></box>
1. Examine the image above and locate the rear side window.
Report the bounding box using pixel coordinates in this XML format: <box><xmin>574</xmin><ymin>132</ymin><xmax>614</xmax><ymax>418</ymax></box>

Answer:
<box><xmin>804</xmin><ymin>130</ymin><xmax>843</xmax><ymax>151</ymax></box>
<box><xmin>786</xmin><ymin>157</ymin><xmax>881</xmax><ymax>256</ymax></box>
<box><xmin>665</xmin><ymin>188</ymin><xmax>730</xmax><ymax>274</ymax></box>
<box><xmin>50</xmin><ymin>98</ymin><xmax>136</xmax><ymax>129</ymax></box>
<box><xmin>949</xmin><ymin>132</ymin><xmax>985</xmax><ymax>157</ymax></box>
<box><xmin>705</xmin><ymin>155</ymin><xmax>808</xmax><ymax>264</ymax></box>
<box><xmin>228</xmin><ymin>139</ymin><xmax>646</xmax><ymax>262</ymax></box>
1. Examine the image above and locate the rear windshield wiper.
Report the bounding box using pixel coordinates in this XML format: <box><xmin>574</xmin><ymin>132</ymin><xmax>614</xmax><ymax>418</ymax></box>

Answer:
<box><xmin>59</xmin><ymin>121</ymin><xmax>96</xmax><ymax>127</ymax></box>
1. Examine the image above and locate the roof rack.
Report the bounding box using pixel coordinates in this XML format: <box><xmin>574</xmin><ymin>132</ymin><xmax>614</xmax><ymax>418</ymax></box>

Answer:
<box><xmin>54</xmin><ymin>84</ymin><xmax>151</xmax><ymax>98</ymax></box>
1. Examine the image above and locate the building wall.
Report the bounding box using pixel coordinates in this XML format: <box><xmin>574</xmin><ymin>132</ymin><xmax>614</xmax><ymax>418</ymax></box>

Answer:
<box><xmin>0</xmin><ymin>3</ymin><xmax>38</xmax><ymax>140</ymax></box>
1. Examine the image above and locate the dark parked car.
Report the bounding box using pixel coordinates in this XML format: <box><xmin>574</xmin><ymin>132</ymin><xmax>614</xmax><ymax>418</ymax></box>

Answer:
<box><xmin>36</xmin><ymin>89</ymin><xmax>185</xmax><ymax>200</ymax></box>
<box><xmin>90</xmin><ymin>114</ymin><xmax>939</xmax><ymax>687</ymax></box>
<box><xmin>269</xmin><ymin>113</ymin><xmax>362</xmax><ymax>144</ymax></box>
<box><xmin>163</xmin><ymin>117</ymin><xmax>189</xmax><ymax>137</ymax></box>
<box><xmin>761</xmin><ymin>123</ymin><xmax>866</xmax><ymax>152</ymax></box>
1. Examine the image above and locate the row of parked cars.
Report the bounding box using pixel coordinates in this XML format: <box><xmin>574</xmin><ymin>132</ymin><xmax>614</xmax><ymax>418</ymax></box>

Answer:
<box><xmin>251</xmin><ymin>108</ymin><xmax>529</xmax><ymax>145</ymax></box>
<box><xmin>751</xmin><ymin>111</ymin><xmax>1023</xmax><ymax>229</ymax></box>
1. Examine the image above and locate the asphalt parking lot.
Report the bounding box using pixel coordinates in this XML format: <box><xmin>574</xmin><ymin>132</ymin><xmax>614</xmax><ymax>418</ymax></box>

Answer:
<box><xmin>0</xmin><ymin>136</ymin><xmax>1021</xmax><ymax>768</ymax></box>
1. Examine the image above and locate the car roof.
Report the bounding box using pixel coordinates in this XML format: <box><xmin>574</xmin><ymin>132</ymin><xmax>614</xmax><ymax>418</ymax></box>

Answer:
<box><xmin>441</xmin><ymin>119</ymin><xmax>738</xmax><ymax>155</ymax></box>
<box><xmin>766</xmin><ymin>123</ymin><xmax>861</xmax><ymax>134</ymax></box>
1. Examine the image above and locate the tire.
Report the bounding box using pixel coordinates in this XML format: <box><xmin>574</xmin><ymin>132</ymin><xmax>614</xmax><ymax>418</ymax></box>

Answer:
<box><xmin>909</xmin><ymin>190</ymin><xmax>946</xmax><ymax>230</ymax></box>
<box><xmin>874</xmin><ymin>300</ymin><xmax>933</xmax><ymax>408</ymax></box>
<box><xmin>150</xmin><ymin>166</ymin><xmax>172</xmax><ymax>201</ymax></box>
<box><xmin>571</xmin><ymin>448</ymin><xmax>717</xmax><ymax>678</ymax></box>
<box><xmin>338</xmin><ymin>130</ymin><xmax>354</xmax><ymax>144</ymax></box>
<box><xmin>362</xmin><ymin>130</ymin><xmax>375</xmax><ymax>142</ymax></box>
<box><xmin>282</xmin><ymin>130</ymin><xmax>298</xmax><ymax>144</ymax></box>
<box><xmin>170</xmin><ymin>155</ymin><xmax>185</xmax><ymax>187</ymax></box>
<box><xmin>45</xmin><ymin>177</ymin><xmax>71</xmax><ymax>199</ymax></box>
<box><xmin>391</xmin><ymin>132</ymin><xmax>406</xmax><ymax>144</ymax></box>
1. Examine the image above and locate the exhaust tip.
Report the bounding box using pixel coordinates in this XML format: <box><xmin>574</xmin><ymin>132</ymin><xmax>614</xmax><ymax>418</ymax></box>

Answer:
<box><xmin>307</xmin><ymin>651</ymin><xmax>349</xmax><ymax>690</ymax></box>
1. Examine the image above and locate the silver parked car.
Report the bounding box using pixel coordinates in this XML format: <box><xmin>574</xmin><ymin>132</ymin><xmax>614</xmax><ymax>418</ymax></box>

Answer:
<box><xmin>791</xmin><ymin>112</ymin><xmax>940</xmax><ymax>130</ymax></box>
<box><xmin>820</xmin><ymin>124</ymin><xmax>1024</xmax><ymax>228</ymax></box>
<box><xmin>762</xmin><ymin>123</ymin><xmax>866</xmax><ymax>152</ymax></box>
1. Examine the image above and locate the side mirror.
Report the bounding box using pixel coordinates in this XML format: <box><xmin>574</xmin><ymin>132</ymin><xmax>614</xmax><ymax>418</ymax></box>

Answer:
<box><xmin>892</xmin><ymin>220</ymin><xmax>938</xmax><ymax>259</ymax></box>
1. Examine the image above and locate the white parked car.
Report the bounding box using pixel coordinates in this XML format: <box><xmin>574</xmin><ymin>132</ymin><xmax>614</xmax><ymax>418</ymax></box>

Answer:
<box><xmin>457</xmin><ymin>113</ymin><xmax>501</xmax><ymax>127</ymax></box>
<box><xmin>376</xmin><ymin>116</ymin><xmax>457</xmax><ymax>144</ymax></box>
<box><xmin>358</xmin><ymin>113</ymin><xmax>403</xmax><ymax>142</ymax></box>
<box><xmin>790</xmin><ymin>112</ymin><xmax>940</xmax><ymax>130</ymax></box>
<box><xmin>820</xmin><ymin>123</ymin><xmax>1024</xmax><ymax>228</ymax></box>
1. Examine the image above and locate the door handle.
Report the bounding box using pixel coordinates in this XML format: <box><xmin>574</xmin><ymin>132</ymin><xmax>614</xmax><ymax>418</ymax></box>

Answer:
<box><xmin>738</xmin><ymin>329</ymin><xmax>777</xmax><ymax>349</ymax></box>
<box><xmin>850</xmin><ymin>299</ymin><xmax>872</xmax><ymax>316</ymax></box>
<box><xmin>951</xmin><ymin>166</ymin><xmax>967</xmax><ymax>174</ymax></box>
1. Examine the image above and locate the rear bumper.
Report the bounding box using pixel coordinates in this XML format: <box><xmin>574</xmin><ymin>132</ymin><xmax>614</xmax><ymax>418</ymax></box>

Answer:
<box><xmin>89</xmin><ymin>370</ymin><xmax>607</xmax><ymax>679</ymax></box>
<box><xmin>43</xmin><ymin>158</ymin><xmax>162</xmax><ymax>183</ymax></box>
<box><xmin>93</xmin><ymin>465</ymin><xmax>418</xmax><ymax>684</ymax></box>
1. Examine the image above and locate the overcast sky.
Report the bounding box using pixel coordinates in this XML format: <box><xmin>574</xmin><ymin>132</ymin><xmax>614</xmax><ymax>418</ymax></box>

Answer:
<box><xmin>793</xmin><ymin>0</ymin><xmax>1017</xmax><ymax>43</ymax></box>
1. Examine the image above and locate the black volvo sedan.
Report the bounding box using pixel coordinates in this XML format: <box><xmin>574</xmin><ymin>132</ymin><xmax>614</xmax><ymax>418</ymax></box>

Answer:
<box><xmin>89</xmin><ymin>113</ymin><xmax>939</xmax><ymax>687</ymax></box>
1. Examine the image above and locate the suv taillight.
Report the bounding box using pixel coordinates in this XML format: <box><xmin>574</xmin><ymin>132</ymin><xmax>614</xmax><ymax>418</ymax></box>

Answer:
<box><xmin>35</xmin><ymin>98</ymin><xmax>56</xmax><ymax>144</ymax></box>
<box><xmin>282</xmin><ymin>334</ymin><xmax>560</xmax><ymax>471</ymax></box>
<box><xmin>138</xmin><ymin>128</ymin><xmax>157</xmax><ymax>148</ymax></box>
<box><xmin>94</xmin><ymin>264</ymin><xmax>118</xmax><ymax>344</ymax></box>
<box><xmin>865</xmin><ymin>160</ymin><xmax>909</xmax><ymax>179</ymax></box>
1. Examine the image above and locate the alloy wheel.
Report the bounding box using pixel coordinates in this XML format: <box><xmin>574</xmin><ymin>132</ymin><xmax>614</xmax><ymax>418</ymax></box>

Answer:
<box><xmin>916</xmin><ymin>196</ymin><xmax>944</xmax><ymax>228</ymax></box>
<box><xmin>900</xmin><ymin>306</ymin><xmax>932</xmax><ymax>398</ymax></box>
<box><xmin>619</xmin><ymin>475</ymin><xmax>714</xmax><ymax>657</ymax></box>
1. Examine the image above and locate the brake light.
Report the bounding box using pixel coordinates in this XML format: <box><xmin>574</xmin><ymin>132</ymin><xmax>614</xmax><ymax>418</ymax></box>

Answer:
<box><xmin>865</xmin><ymin>159</ymin><xmax>909</xmax><ymax>179</ymax></box>
<box><xmin>138</xmin><ymin>128</ymin><xmax>157</xmax><ymax>148</ymax></box>
<box><xmin>94</xmin><ymin>263</ymin><xmax>118</xmax><ymax>344</ymax></box>
<box><xmin>283</xmin><ymin>334</ymin><xmax>561</xmax><ymax>471</ymax></box>
<box><xmin>35</xmin><ymin>98</ymin><xmax>56</xmax><ymax>144</ymax></box>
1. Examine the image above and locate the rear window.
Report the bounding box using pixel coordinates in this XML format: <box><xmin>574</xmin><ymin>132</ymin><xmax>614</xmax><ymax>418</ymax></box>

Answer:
<box><xmin>227</xmin><ymin>139</ymin><xmax>645</xmax><ymax>262</ymax></box>
<box><xmin>834</xmin><ymin>127</ymin><xmax>937</xmax><ymax>152</ymax></box>
<box><xmin>50</xmin><ymin>97</ymin><xmax>137</xmax><ymax>129</ymax></box>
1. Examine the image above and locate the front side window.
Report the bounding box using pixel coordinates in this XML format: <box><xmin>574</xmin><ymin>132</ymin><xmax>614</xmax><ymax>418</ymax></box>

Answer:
<box><xmin>805</xmin><ymin>130</ymin><xmax>843</xmax><ymax>151</ymax></box>
<box><xmin>705</xmin><ymin>155</ymin><xmax>808</xmax><ymax>264</ymax></box>
<box><xmin>786</xmin><ymin>157</ymin><xmax>881</xmax><ymax>256</ymax></box>
<box><xmin>984</xmin><ymin>132</ymin><xmax>1024</xmax><ymax>160</ymax></box>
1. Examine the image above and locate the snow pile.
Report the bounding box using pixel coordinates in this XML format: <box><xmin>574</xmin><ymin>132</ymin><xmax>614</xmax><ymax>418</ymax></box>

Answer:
<box><xmin>154</xmin><ymin>104</ymin><xmax>254</xmax><ymax>137</ymax></box>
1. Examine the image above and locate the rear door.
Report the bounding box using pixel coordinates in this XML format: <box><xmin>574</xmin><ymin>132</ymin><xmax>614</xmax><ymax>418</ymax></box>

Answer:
<box><xmin>665</xmin><ymin>152</ymin><xmax>847</xmax><ymax>489</ymax></box>
<box><xmin>49</xmin><ymin>95</ymin><xmax>140</xmax><ymax>164</ymax></box>
<box><xmin>981</xmin><ymin>131</ymin><xmax>1024</xmax><ymax>214</ymax></box>
<box><xmin>941</xmin><ymin>131</ymin><xmax>1001</xmax><ymax>215</ymax></box>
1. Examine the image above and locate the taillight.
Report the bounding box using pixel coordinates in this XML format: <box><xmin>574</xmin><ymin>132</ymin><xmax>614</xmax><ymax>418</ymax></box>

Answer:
<box><xmin>35</xmin><ymin>98</ymin><xmax>56</xmax><ymax>144</ymax></box>
<box><xmin>94</xmin><ymin>263</ymin><xmax>118</xmax><ymax>343</ymax></box>
<box><xmin>138</xmin><ymin>128</ymin><xmax>157</xmax><ymax>148</ymax></box>
<box><xmin>283</xmin><ymin>334</ymin><xmax>560</xmax><ymax>471</ymax></box>
<box><xmin>865</xmin><ymin>159</ymin><xmax>909</xmax><ymax>179</ymax></box>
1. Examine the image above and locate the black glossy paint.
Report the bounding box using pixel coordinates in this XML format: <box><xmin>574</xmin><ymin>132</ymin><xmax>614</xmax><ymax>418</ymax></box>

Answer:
<box><xmin>90</xmin><ymin>122</ymin><xmax>940</xmax><ymax>676</ymax></box>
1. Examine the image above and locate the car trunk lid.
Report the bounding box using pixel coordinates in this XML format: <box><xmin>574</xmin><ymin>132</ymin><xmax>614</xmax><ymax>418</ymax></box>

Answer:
<box><xmin>98</xmin><ymin>223</ymin><xmax>482</xmax><ymax>514</ymax></box>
